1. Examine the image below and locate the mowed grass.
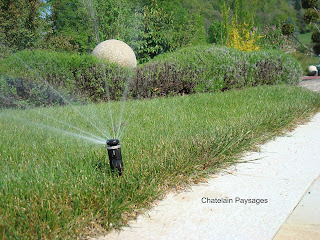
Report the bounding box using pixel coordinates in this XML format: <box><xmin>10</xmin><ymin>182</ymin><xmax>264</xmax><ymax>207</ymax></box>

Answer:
<box><xmin>291</xmin><ymin>51</ymin><xmax>319</xmax><ymax>74</ymax></box>
<box><xmin>0</xmin><ymin>85</ymin><xmax>320</xmax><ymax>239</ymax></box>
<box><xmin>294</xmin><ymin>32</ymin><xmax>319</xmax><ymax>74</ymax></box>
<box><xmin>297</xmin><ymin>32</ymin><xmax>312</xmax><ymax>46</ymax></box>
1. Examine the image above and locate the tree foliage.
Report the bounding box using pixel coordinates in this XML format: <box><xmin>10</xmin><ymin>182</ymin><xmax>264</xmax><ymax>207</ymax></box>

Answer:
<box><xmin>0</xmin><ymin>0</ymin><xmax>44</xmax><ymax>55</ymax></box>
<box><xmin>311</xmin><ymin>30</ymin><xmax>320</xmax><ymax>43</ymax></box>
<box><xmin>37</xmin><ymin>0</ymin><xmax>205</xmax><ymax>62</ymax></box>
<box><xmin>282</xmin><ymin>23</ymin><xmax>295</xmax><ymax>35</ymax></box>
<box><xmin>301</xmin><ymin>0</ymin><xmax>318</xmax><ymax>9</ymax></box>
<box><xmin>0</xmin><ymin>0</ymin><xmax>306</xmax><ymax>61</ymax></box>
<box><xmin>304</xmin><ymin>8</ymin><xmax>320</xmax><ymax>23</ymax></box>
<box><xmin>282</xmin><ymin>0</ymin><xmax>320</xmax><ymax>56</ymax></box>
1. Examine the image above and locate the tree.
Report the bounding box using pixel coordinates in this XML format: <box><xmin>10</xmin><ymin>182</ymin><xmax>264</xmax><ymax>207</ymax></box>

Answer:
<box><xmin>1</xmin><ymin>0</ymin><xmax>206</xmax><ymax>61</ymax></box>
<box><xmin>282</xmin><ymin>0</ymin><xmax>320</xmax><ymax>56</ymax></box>
<box><xmin>133</xmin><ymin>0</ymin><xmax>205</xmax><ymax>63</ymax></box>
<box><xmin>295</xmin><ymin>0</ymin><xmax>308</xmax><ymax>33</ymax></box>
<box><xmin>43</xmin><ymin>0</ymin><xmax>92</xmax><ymax>52</ymax></box>
<box><xmin>0</xmin><ymin>0</ymin><xmax>44</xmax><ymax>53</ymax></box>
<box><xmin>44</xmin><ymin>0</ymin><xmax>141</xmax><ymax>53</ymax></box>
<box><xmin>295</xmin><ymin>0</ymin><xmax>302</xmax><ymax>11</ymax></box>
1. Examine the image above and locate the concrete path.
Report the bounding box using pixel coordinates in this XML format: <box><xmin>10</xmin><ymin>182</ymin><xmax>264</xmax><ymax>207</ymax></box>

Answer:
<box><xmin>93</xmin><ymin>81</ymin><xmax>320</xmax><ymax>240</ymax></box>
<box><xmin>274</xmin><ymin>175</ymin><xmax>320</xmax><ymax>239</ymax></box>
<box><xmin>299</xmin><ymin>78</ymin><xmax>320</xmax><ymax>92</ymax></box>
<box><xmin>273</xmin><ymin>79</ymin><xmax>320</xmax><ymax>239</ymax></box>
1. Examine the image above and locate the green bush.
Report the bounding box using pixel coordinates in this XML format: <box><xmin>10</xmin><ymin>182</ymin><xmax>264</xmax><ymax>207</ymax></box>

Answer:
<box><xmin>0</xmin><ymin>76</ymin><xmax>66</xmax><ymax>108</ymax></box>
<box><xmin>304</xmin><ymin>9</ymin><xmax>319</xmax><ymax>24</ymax></box>
<box><xmin>281</xmin><ymin>23</ymin><xmax>295</xmax><ymax>36</ymax></box>
<box><xmin>313</xmin><ymin>43</ymin><xmax>320</xmax><ymax>55</ymax></box>
<box><xmin>0</xmin><ymin>50</ymin><xmax>133</xmax><ymax>107</ymax></box>
<box><xmin>0</xmin><ymin>46</ymin><xmax>303</xmax><ymax>107</ymax></box>
<box><xmin>311</xmin><ymin>31</ymin><xmax>320</xmax><ymax>43</ymax></box>
<box><xmin>260</xmin><ymin>24</ymin><xmax>295</xmax><ymax>50</ymax></box>
<box><xmin>301</xmin><ymin>0</ymin><xmax>318</xmax><ymax>9</ymax></box>
<box><xmin>207</xmin><ymin>21</ymin><xmax>227</xmax><ymax>45</ymax></box>
<box><xmin>132</xmin><ymin>45</ymin><xmax>302</xmax><ymax>98</ymax></box>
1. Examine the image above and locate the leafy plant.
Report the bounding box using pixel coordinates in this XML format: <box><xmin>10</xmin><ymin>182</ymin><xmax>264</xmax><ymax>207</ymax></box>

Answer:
<box><xmin>304</xmin><ymin>8</ymin><xmax>319</xmax><ymax>24</ymax></box>
<box><xmin>260</xmin><ymin>24</ymin><xmax>295</xmax><ymax>51</ymax></box>
<box><xmin>134</xmin><ymin>0</ymin><xmax>205</xmax><ymax>63</ymax></box>
<box><xmin>207</xmin><ymin>21</ymin><xmax>228</xmax><ymax>45</ymax></box>
<box><xmin>0</xmin><ymin>0</ymin><xmax>45</xmax><ymax>53</ymax></box>
<box><xmin>301</xmin><ymin>0</ymin><xmax>318</xmax><ymax>9</ymax></box>
<box><xmin>217</xmin><ymin>0</ymin><xmax>261</xmax><ymax>52</ymax></box>
<box><xmin>0</xmin><ymin>50</ymin><xmax>133</xmax><ymax>107</ymax></box>
<box><xmin>227</xmin><ymin>21</ymin><xmax>261</xmax><ymax>51</ymax></box>
<box><xmin>311</xmin><ymin>30</ymin><xmax>320</xmax><ymax>43</ymax></box>
<box><xmin>313</xmin><ymin>42</ymin><xmax>320</xmax><ymax>54</ymax></box>
<box><xmin>135</xmin><ymin>1</ymin><xmax>175</xmax><ymax>63</ymax></box>
<box><xmin>133</xmin><ymin>45</ymin><xmax>302</xmax><ymax>98</ymax></box>
<box><xmin>281</xmin><ymin>23</ymin><xmax>295</xmax><ymax>36</ymax></box>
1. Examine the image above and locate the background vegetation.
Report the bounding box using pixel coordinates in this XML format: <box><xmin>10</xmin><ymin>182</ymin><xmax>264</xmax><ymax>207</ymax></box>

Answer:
<box><xmin>0</xmin><ymin>45</ymin><xmax>302</xmax><ymax>107</ymax></box>
<box><xmin>0</xmin><ymin>0</ymin><xmax>308</xmax><ymax>61</ymax></box>
<box><xmin>2</xmin><ymin>0</ymin><xmax>319</xmax><ymax>74</ymax></box>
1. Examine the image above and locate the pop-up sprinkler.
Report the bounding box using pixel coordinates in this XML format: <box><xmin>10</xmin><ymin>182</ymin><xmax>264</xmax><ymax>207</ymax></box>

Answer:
<box><xmin>106</xmin><ymin>139</ymin><xmax>123</xmax><ymax>176</ymax></box>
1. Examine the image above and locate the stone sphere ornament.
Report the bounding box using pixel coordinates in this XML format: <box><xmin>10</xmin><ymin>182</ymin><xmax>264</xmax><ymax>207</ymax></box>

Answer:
<box><xmin>92</xmin><ymin>39</ymin><xmax>137</xmax><ymax>68</ymax></box>
<box><xmin>307</xmin><ymin>65</ymin><xmax>317</xmax><ymax>76</ymax></box>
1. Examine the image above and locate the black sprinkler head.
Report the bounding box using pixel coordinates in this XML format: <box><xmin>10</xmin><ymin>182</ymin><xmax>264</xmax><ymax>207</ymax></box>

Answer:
<box><xmin>106</xmin><ymin>139</ymin><xmax>123</xmax><ymax>176</ymax></box>
<box><xmin>107</xmin><ymin>139</ymin><xmax>120</xmax><ymax>146</ymax></box>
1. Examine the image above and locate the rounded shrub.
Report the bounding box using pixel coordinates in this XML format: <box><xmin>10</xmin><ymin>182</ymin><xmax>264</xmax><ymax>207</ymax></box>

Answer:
<box><xmin>132</xmin><ymin>45</ymin><xmax>302</xmax><ymax>98</ymax></box>
<box><xmin>281</xmin><ymin>23</ymin><xmax>295</xmax><ymax>36</ymax></box>
<box><xmin>313</xmin><ymin>43</ymin><xmax>320</xmax><ymax>55</ymax></box>
<box><xmin>0</xmin><ymin>50</ymin><xmax>133</xmax><ymax>107</ymax></box>
<box><xmin>304</xmin><ymin>9</ymin><xmax>319</xmax><ymax>24</ymax></box>
<box><xmin>311</xmin><ymin>31</ymin><xmax>320</xmax><ymax>43</ymax></box>
<box><xmin>301</xmin><ymin>0</ymin><xmax>318</xmax><ymax>9</ymax></box>
<box><xmin>0</xmin><ymin>46</ymin><xmax>303</xmax><ymax>105</ymax></box>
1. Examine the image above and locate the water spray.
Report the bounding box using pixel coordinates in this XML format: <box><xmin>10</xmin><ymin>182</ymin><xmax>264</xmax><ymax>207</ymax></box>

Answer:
<box><xmin>106</xmin><ymin>139</ymin><xmax>123</xmax><ymax>176</ymax></box>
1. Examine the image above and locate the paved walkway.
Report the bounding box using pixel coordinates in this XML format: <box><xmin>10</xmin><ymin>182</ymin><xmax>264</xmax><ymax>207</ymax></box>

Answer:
<box><xmin>94</xmin><ymin>79</ymin><xmax>320</xmax><ymax>240</ymax></box>
<box><xmin>299</xmin><ymin>77</ymin><xmax>320</xmax><ymax>92</ymax></box>
<box><xmin>274</xmin><ymin>175</ymin><xmax>320</xmax><ymax>239</ymax></box>
<box><xmin>274</xmin><ymin>77</ymin><xmax>320</xmax><ymax>239</ymax></box>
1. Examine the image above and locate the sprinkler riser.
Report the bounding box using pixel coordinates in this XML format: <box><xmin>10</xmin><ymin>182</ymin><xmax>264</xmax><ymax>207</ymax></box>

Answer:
<box><xmin>106</xmin><ymin>139</ymin><xmax>123</xmax><ymax>176</ymax></box>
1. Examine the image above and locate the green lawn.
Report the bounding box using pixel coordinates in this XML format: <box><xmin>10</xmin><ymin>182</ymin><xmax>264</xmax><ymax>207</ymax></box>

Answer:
<box><xmin>1</xmin><ymin>85</ymin><xmax>320</xmax><ymax>239</ymax></box>
<box><xmin>291</xmin><ymin>51</ymin><xmax>319</xmax><ymax>75</ymax></box>
<box><xmin>293</xmin><ymin>32</ymin><xmax>320</xmax><ymax>74</ymax></box>
<box><xmin>297</xmin><ymin>32</ymin><xmax>312</xmax><ymax>46</ymax></box>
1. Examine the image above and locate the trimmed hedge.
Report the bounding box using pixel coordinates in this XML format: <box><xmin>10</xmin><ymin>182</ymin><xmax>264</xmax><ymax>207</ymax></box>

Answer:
<box><xmin>132</xmin><ymin>45</ymin><xmax>302</xmax><ymax>98</ymax></box>
<box><xmin>0</xmin><ymin>46</ymin><xmax>302</xmax><ymax>107</ymax></box>
<box><xmin>0</xmin><ymin>50</ymin><xmax>132</xmax><ymax>107</ymax></box>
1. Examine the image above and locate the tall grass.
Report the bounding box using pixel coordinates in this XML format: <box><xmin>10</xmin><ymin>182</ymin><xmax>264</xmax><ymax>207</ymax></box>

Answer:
<box><xmin>0</xmin><ymin>85</ymin><xmax>319</xmax><ymax>239</ymax></box>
